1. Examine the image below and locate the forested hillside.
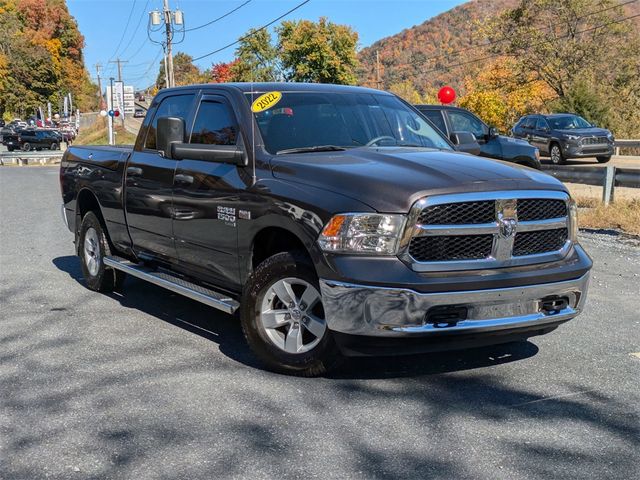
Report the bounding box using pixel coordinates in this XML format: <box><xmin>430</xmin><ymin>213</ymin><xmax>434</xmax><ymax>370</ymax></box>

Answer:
<box><xmin>0</xmin><ymin>0</ymin><xmax>97</xmax><ymax>120</ymax></box>
<box><xmin>358</xmin><ymin>0</ymin><xmax>640</xmax><ymax>137</ymax></box>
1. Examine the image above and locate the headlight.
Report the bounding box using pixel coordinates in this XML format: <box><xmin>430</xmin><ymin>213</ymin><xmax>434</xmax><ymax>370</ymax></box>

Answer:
<box><xmin>568</xmin><ymin>198</ymin><xmax>579</xmax><ymax>242</ymax></box>
<box><xmin>565</xmin><ymin>134</ymin><xmax>580</xmax><ymax>141</ymax></box>
<box><xmin>534</xmin><ymin>148</ymin><xmax>540</xmax><ymax>160</ymax></box>
<box><xmin>318</xmin><ymin>213</ymin><xmax>406</xmax><ymax>255</ymax></box>
<box><xmin>607</xmin><ymin>132</ymin><xmax>614</xmax><ymax>141</ymax></box>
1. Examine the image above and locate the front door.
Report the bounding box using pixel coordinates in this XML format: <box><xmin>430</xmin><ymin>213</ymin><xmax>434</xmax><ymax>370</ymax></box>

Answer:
<box><xmin>446</xmin><ymin>110</ymin><xmax>502</xmax><ymax>160</ymax></box>
<box><xmin>532</xmin><ymin>117</ymin><xmax>551</xmax><ymax>154</ymax></box>
<box><xmin>172</xmin><ymin>94</ymin><xmax>247</xmax><ymax>288</ymax></box>
<box><xmin>124</xmin><ymin>92</ymin><xmax>196</xmax><ymax>261</ymax></box>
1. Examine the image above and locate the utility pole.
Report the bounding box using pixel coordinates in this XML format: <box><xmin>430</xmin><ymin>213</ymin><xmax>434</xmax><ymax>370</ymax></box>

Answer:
<box><xmin>109</xmin><ymin>58</ymin><xmax>129</xmax><ymax>82</ymax></box>
<box><xmin>95</xmin><ymin>63</ymin><xmax>105</xmax><ymax>109</ymax></box>
<box><xmin>376</xmin><ymin>50</ymin><xmax>381</xmax><ymax>89</ymax></box>
<box><xmin>150</xmin><ymin>1</ymin><xmax>183</xmax><ymax>89</ymax></box>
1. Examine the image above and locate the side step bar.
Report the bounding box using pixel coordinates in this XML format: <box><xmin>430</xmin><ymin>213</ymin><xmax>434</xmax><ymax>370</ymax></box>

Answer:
<box><xmin>103</xmin><ymin>256</ymin><xmax>240</xmax><ymax>314</ymax></box>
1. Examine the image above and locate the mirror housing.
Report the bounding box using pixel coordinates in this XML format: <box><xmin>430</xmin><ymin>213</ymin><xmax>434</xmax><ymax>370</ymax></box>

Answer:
<box><xmin>450</xmin><ymin>131</ymin><xmax>481</xmax><ymax>156</ymax></box>
<box><xmin>157</xmin><ymin>116</ymin><xmax>185</xmax><ymax>159</ymax></box>
<box><xmin>488</xmin><ymin>126</ymin><xmax>499</xmax><ymax>138</ymax></box>
<box><xmin>172</xmin><ymin>143</ymin><xmax>246</xmax><ymax>166</ymax></box>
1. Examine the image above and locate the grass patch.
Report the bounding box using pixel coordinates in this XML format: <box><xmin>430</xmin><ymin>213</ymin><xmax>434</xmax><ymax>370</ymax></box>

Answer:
<box><xmin>75</xmin><ymin>118</ymin><xmax>137</xmax><ymax>146</ymax></box>
<box><xmin>576</xmin><ymin>197</ymin><xmax>640</xmax><ymax>235</ymax></box>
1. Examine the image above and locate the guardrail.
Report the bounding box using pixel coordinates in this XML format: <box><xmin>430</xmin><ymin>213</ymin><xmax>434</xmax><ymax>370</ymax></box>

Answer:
<box><xmin>614</xmin><ymin>139</ymin><xmax>640</xmax><ymax>156</ymax></box>
<box><xmin>0</xmin><ymin>150</ymin><xmax>64</xmax><ymax>166</ymax></box>
<box><xmin>542</xmin><ymin>165</ymin><xmax>640</xmax><ymax>205</ymax></box>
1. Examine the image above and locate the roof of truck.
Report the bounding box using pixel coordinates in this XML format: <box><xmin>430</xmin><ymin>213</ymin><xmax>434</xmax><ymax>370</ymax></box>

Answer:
<box><xmin>160</xmin><ymin>82</ymin><xmax>389</xmax><ymax>95</ymax></box>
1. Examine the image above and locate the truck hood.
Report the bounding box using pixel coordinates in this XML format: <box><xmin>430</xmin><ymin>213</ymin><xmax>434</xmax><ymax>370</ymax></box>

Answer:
<box><xmin>270</xmin><ymin>147</ymin><xmax>566</xmax><ymax>212</ymax></box>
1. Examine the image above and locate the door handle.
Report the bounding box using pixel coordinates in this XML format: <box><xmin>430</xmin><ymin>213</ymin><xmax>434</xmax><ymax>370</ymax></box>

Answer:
<box><xmin>174</xmin><ymin>173</ymin><xmax>194</xmax><ymax>185</ymax></box>
<box><xmin>127</xmin><ymin>166</ymin><xmax>143</xmax><ymax>177</ymax></box>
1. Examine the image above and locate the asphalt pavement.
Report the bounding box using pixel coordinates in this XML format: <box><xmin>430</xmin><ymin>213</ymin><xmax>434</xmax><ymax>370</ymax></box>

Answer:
<box><xmin>1</xmin><ymin>166</ymin><xmax>639</xmax><ymax>480</ymax></box>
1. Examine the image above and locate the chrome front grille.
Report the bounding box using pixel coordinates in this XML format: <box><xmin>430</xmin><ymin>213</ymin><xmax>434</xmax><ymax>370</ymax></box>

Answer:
<box><xmin>581</xmin><ymin>136</ymin><xmax>608</xmax><ymax>145</ymax></box>
<box><xmin>400</xmin><ymin>191</ymin><xmax>573</xmax><ymax>271</ymax></box>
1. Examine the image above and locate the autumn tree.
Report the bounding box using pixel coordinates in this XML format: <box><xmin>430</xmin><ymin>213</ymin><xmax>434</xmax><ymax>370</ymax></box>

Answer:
<box><xmin>207</xmin><ymin>60</ymin><xmax>238</xmax><ymax>83</ymax></box>
<box><xmin>277</xmin><ymin>17</ymin><xmax>359</xmax><ymax>84</ymax></box>
<box><xmin>458</xmin><ymin>57</ymin><xmax>554</xmax><ymax>132</ymax></box>
<box><xmin>388</xmin><ymin>81</ymin><xmax>423</xmax><ymax>104</ymax></box>
<box><xmin>0</xmin><ymin>0</ymin><xmax>97</xmax><ymax>118</ymax></box>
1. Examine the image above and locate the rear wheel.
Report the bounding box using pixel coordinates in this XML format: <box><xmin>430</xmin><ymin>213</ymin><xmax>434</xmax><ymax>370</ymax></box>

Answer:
<box><xmin>550</xmin><ymin>143</ymin><xmax>566</xmax><ymax>165</ymax></box>
<box><xmin>21</xmin><ymin>142</ymin><xmax>31</xmax><ymax>152</ymax></box>
<box><xmin>240</xmin><ymin>251</ymin><xmax>342</xmax><ymax>376</ymax></box>
<box><xmin>50</xmin><ymin>142</ymin><xmax>59</xmax><ymax>150</ymax></box>
<box><xmin>596</xmin><ymin>156</ymin><xmax>611</xmax><ymax>163</ymax></box>
<box><xmin>79</xmin><ymin>212</ymin><xmax>125</xmax><ymax>292</ymax></box>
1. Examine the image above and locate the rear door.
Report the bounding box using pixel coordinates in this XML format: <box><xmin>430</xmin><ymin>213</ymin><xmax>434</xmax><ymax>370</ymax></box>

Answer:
<box><xmin>124</xmin><ymin>92</ymin><xmax>196</xmax><ymax>262</ymax></box>
<box><xmin>532</xmin><ymin>117</ymin><xmax>551</xmax><ymax>154</ymax></box>
<box><xmin>171</xmin><ymin>93</ymin><xmax>246</xmax><ymax>288</ymax></box>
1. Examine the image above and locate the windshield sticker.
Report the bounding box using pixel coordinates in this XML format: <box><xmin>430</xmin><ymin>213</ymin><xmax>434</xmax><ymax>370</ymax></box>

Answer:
<box><xmin>251</xmin><ymin>91</ymin><xmax>282</xmax><ymax>113</ymax></box>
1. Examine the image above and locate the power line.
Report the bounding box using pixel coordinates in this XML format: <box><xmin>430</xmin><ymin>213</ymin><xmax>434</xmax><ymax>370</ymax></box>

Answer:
<box><xmin>108</xmin><ymin>0</ymin><xmax>138</xmax><ymax>62</ymax></box>
<box><xmin>192</xmin><ymin>0</ymin><xmax>311</xmax><ymax>62</ymax></box>
<box><xmin>119</xmin><ymin>0</ymin><xmax>152</xmax><ymax>59</ymax></box>
<box><xmin>185</xmin><ymin>0</ymin><xmax>252</xmax><ymax>32</ymax></box>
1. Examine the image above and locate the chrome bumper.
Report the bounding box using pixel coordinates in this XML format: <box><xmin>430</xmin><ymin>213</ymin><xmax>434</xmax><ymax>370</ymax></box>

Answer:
<box><xmin>319</xmin><ymin>273</ymin><xmax>589</xmax><ymax>337</ymax></box>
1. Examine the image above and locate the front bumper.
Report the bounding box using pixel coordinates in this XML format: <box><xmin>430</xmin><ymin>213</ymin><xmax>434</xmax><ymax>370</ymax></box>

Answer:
<box><xmin>320</xmin><ymin>272</ymin><xmax>589</xmax><ymax>339</ymax></box>
<box><xmin>563</xmin><ymin>142</ymin><xmax>614</xmax><ymax>158</ymax></box>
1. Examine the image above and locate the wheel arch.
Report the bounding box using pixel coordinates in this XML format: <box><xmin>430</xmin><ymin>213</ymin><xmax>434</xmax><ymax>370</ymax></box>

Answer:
<box><xmin>250</xmin><ymin>226</ymin><xmax>315</xmax><ymax>272</ymax></box>
<box><xmin>75</xmin><ymin>188</ymin><xmax>110</xmax><ymax>253</ymax></box>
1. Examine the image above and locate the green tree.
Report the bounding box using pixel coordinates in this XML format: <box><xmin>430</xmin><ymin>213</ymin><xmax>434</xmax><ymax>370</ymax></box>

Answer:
<box><xmin>550</xmin><ymin>80</ymin><xmax>611</xmax><ymax>127</ymax></box>
<box><xmin>230</xmin><ymin>29</ymin><xmax>280</xmax><ymax>82</ymax></box>
<box><xmin>277</xmin><ymin>17</ymin><xmax>359</xmax><ymax>84</ymax></box>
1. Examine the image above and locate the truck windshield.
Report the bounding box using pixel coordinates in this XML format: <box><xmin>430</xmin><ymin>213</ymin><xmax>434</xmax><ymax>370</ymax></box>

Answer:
<box><xmin>247</xmin><ymin>91</ymin><xmax>453</xmax><ymax>154</ymax></box>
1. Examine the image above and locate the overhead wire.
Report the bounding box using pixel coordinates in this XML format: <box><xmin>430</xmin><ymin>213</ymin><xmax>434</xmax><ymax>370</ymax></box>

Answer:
<box><xmin>107</xmin><ymin>0</ymin><xmax>138</xmax><ymax>63</ymax></box>
<box><xmin>185</xmin><ymin>0</ymin><xmax>252</xmax><ymax>32</ymax></box>
<box><xmin>192</xmin><ymin>0</ymin><xmax>311</xmax><ymax>61</ymax></box>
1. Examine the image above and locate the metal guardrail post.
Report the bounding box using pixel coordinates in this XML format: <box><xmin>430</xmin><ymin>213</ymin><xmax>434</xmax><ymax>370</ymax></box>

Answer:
<box><xmin>602</xmin><ymin>165</ymin><xmax>615</xmax><ymax>206</ymax></box>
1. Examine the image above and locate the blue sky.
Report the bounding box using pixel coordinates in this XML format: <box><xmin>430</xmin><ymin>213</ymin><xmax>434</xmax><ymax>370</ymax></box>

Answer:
<box><xmin>67</xmin><ymin>0</ymin><xmax>466</xmax><ymax>90</ymax></box>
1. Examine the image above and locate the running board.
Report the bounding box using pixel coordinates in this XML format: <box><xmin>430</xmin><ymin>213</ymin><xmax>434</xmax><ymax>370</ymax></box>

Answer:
<box><xmin>103</xmin><ymin>256</ymin><xmax>240</xmax><ymax>314</ymax></box>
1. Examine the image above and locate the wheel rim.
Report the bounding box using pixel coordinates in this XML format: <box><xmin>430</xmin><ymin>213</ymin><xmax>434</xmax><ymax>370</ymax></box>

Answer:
<box><xmin>551</xmin><ymin>146</ymin><xmax>560</xmax><ymax>163</ymax></box>
<box><xmin>259</xmin><ymin>277</ymin><xmax>326</xmax><ymax>354</ymax></box>
<box><xmin>83</xmin><ymin>227</ymin><xmax>101</xmax><ymax>276</ymax></box>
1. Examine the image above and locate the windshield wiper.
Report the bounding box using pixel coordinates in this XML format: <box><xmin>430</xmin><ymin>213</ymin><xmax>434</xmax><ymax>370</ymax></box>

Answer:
<box><xmin>276</xmin><ymin>145</ymin><xmax>348</xmax><ymax>154</ymax></box>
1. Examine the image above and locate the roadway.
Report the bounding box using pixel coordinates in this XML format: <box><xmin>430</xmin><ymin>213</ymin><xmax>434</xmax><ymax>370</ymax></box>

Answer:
<box><xmin>1</xmin><ymin>166</ymin><xmax>639</xmax><ymax>479</ymax></box>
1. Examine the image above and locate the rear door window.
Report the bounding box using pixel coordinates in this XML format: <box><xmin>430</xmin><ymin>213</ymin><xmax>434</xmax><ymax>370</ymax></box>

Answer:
<box><xmin>190</xmin><ymin>99</ymin><xmax>238</xmax><ymax>145</ymax></box>
<box><xmin>420</xmin><ymin>110</ymin><xmax>447</xmax><ymax>134</ymax></box>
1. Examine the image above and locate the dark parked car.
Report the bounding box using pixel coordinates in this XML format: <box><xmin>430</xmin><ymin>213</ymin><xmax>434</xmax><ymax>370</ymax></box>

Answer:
<box><xmin>512</xmin><ymin>114</ymin><xmax>614</xmax><ymax>164</ymax></box>
<box><xmin>14</xmin><ymin>129</ymin><xmax>62</xmax><ymax>151</ymax></box>
<box><xmin>59</xmin><ymin>82</ymin><xmax>591</xmax><ymax>376</ymax></box>
<box><xmin>416</xmin><ymin>105</ymin><xmax>541</xmax><ymax>169</ymax></box>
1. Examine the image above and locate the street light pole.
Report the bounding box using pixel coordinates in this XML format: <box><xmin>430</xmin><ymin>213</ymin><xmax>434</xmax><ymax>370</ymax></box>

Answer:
<box><xmin>109</xmin><ymin>77</ymin><xmax>115</xmax><ymax>145</ymax></box>
<box><xmin>163</xmin><ymin>0</ymin><xmax>174</xmax><ymax>88</ymax></box>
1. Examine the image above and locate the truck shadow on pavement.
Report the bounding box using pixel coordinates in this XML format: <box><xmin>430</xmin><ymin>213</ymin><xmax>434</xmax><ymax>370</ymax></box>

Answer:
<box><xmin>52</xmin><ymin>255</ymin><xmax>539</xmax><ymax>379</ymax></box>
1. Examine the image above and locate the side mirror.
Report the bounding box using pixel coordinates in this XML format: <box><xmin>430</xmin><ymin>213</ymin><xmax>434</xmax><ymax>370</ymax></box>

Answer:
<box><xmin>172</xmin><ymin>143</ymin><xmax>246</xmax><ymax>166</ymax></box>
<box><xmin>450</xmin><ymin>131</ymin><xmax>481</xmax><ymax>156</ymax></box>
<box><xmin>488</xmin><ymin>126</ymin><xmax>499</xmax><ymax>138</ymax></box>
<box><xmin>157</xmin><ymin>116</ymin><xmax>185</xmax><ymax>159</ymax></box>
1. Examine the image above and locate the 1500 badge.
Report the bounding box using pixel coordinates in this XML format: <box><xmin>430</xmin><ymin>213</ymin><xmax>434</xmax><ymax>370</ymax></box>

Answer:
<box><xmin>217</xmin><ymin>206</ymin><xmax>236</xmax><ymax>227</ymax></box>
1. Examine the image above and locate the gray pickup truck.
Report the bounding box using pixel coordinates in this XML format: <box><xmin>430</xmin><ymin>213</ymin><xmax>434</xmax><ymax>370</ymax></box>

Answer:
<box><xmin>60</xmin><ymin>83</ymin><xmax>592</xmax><ymax>376</ymax></box>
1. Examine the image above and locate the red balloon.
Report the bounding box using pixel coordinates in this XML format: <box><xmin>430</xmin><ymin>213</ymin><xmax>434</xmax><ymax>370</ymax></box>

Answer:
<box><xmin>438</xmin><ymin>86</ymin><xmax>456</xmax><ymax>104</ymax></box>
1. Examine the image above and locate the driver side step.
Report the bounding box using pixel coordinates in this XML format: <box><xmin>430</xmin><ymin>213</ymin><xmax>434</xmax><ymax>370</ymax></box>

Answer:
<box><xmin>103</xmin><ymin>256</ymin><xmax>240</xmax><ymax>314</ymax></box>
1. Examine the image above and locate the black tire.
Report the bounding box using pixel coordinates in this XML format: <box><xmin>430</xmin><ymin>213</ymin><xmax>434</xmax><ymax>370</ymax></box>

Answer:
<box><xmin>21</xmin><ymin>142</ymin><xmax>31</xmax><ymax>152</ymax></box>
<box><xmin>549</xmin><ymin>143</ymin><xmax>566</xmax><ymax>165</ymax></box>
<box><xmin>596</xmin><ymin>156</ymin><xmax>611</xmax><ymax>163</ymax></box>
<box><xmin>50</xmin><ymin>142</ymin><xmax>59</xmax><ymax>150</ymax></box>
<box><xmin>78</xmin><ymin>211</ymin><xmax>126</xmax><ymax>292</ymax></box>
<box><xmin>7</xmin><ymin>146</ymin><xmax>14</xmax><ymax>152</ymax></box>
<box><xmin>240</xmin><ymin>251</ymin><xmax>342</xmax><ymax>376</ymax></box>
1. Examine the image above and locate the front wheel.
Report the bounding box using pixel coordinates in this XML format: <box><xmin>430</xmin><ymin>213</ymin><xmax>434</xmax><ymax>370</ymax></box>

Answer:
<box><xmin>240</xmin><ymin>252</ymin><xmax>342</xmax><ymax>376</ymax></box>
<box><xmin>79</xmin><ymin>211</ymin><xmax>126</xmax><ymax>292</ymax></box>
<box><xmin>550</xmin><ymin>144</ymin><xmax>566</xmax><ymax>165</ymax></box>
<box><xmin>596</xmin><ymin>156</ymin><xmax>611</xmax><ymax>163</ymax></box>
